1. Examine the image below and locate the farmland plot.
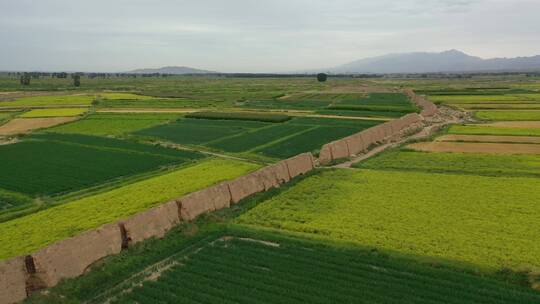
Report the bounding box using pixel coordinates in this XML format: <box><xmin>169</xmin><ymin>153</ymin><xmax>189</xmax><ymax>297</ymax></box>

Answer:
<box><xmin>238</xmin><ymin>169</ymin><xmax>540</xmax><ymax>272</ymax></box>
<box><xmin>0</xmin><ymin>95</ymin><xmax>95</xmax><ymax>108</ymax></box>
<box><xmin>329</xmin><ymin>92</ymin><xmax>419</xmax><ymax>113</ymax></box>
<box><xmin>407</xmin><ymin>141</ymin><xmax>540</xmax><ymax>154</ymax></box>
<box><xmin>0</xmin><ymin>117</ymin><xmax>79</xmax><ymax>135</ymax></box>
<box><xmin>475</xmin><ymin>110</ymin><xmax>540</xmax><ymax>121</ymax></box>
<box><xmin>136</xmin><ymin>118</ymin><xmax>267</xmax><ymax>145</ymax></box>
<box><xmin>449</xmin><ymin>124</ymin><xmax>540</xmax><ymax>137</ymax></box>
<box><xmin>207</xmin><ymin>124</ymin><xmax>312</xmax><ymax>153</ymax></box>
<box><xmin>97</xmin><ymin>232</ymin><xmax>540</xmax><ymax>304</ymax></box>
<box><xmin>0</xmin><ymin>159</ymin><xmax>259</xmax><ymax>260</ymax></box>
<box><xmin>138</xmin><ymin>116</ymin><xmax>379</xmax><ymax>158</ymax></box>
<box><xmin>49</xmin><ymin>113</ymin><xmax>181</xmax><ymax>136</ymax></box>
<box><xmin>356</xmin><ymin>150</ymin><xmax>540</xmax><ymax>177</ymax></box>
<box><xmin>19</xmin><ymin>108</ymin><xmax>87</xmax><ymax>118</ymax></box>
<box><xmin>0</xmin><ymin>136</ymin><xmax>202</xmax><ymax>196</ymax></box>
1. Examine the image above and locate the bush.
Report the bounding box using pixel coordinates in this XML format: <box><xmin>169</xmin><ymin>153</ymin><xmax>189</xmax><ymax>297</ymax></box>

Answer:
<box><xmin>317</xmin><ymin>73</ymin><xmax>328</xmax><ymax>82</ymax></box>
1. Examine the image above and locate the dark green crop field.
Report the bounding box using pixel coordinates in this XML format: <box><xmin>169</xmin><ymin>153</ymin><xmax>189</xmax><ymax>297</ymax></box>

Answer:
<box><xmin>255</xmin><ymin>126</ymin><xmax>359</xmax><ymax>158</ymax></box>
<box><xmin>0</xmin><ymin>136</ymin><xmax>202</xmax><ymax>196</ymax></box>
<box><xmin>207</xmin><ymin>124</ymin><xmax>312</xmax><ymax>153</ymax></box>
<box><xmin>48</xmin><ymin>113</ymin><xmax>182</xmax><ymax>136</ymax></box>
<box><xmin>136</xmin><ymin>118</ymin><xmax>267</xmax><ymax>145</ymax></box>
<box><xmin>31</xmin><ymin>227</ymin><xmax>540</xmax><ymax>304</ymax></box>
<box><xmin>137</xmin><ymin>116</ymin><xmax>379</xmax><ymax>159</ymax></box>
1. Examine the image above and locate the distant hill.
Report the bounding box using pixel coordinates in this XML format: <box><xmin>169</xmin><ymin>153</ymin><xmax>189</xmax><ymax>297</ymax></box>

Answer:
<box><xmin>128</xmin><ymin>66</ymin><xmax>216</xmax><ymax>74</ymax></box>
<box><xmin>330</xmin><ymin>50</ymin><xmax>540</xmax><ymax>74</ymax></box>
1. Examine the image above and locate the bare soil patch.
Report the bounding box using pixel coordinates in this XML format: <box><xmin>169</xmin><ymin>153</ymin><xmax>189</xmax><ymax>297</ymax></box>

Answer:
<box><xmin>483</xmin><ymin>121</ymin><xmax>540</xmax><ymax>128</ymax></box>
<box><xmin>408</xmin><ymin>142</ymin><xmax>540</xmax><ymax>155</ymax></box>
<box><xmin>0</xmin><ymin>117</ymin><xmax>78</xmax><ymax>135</ymax></box>
<box><xmin>436</xmin><ymin>134</ymin><xmax>540</xmax><ymax>144</ymax></box>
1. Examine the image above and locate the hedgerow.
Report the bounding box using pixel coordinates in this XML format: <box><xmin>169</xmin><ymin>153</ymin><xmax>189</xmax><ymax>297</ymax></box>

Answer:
<box><xmin>186</xmin><ymin>111</ymin><xmax>291</xmax><ymax>123</ymax></box>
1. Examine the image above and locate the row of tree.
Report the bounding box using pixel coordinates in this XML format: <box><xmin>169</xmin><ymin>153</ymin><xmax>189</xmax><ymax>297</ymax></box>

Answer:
<box><xmin>19</xmin><ymin>72</ymin><xmax>81</xmax><ymax>86</ymax></box>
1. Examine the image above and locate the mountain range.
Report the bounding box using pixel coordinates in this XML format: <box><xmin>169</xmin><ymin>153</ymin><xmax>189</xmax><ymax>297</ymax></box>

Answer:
<box><xmin>127</xmin><ymin>50</ymin><xmax>540</xmax><ymax>75</ymax></box>
<box><xmin>128</xmin><ymin>66</ymin><xmax>216</xmax><ymax>74</ymax></box>
<box><xmin>330</xmin><ymin>50</ymin><xmax>540</xmax><ymax>74</ymax></box>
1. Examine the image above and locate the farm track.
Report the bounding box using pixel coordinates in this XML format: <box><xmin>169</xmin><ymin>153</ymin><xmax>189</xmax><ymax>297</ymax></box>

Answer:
<box><xmin>333</xmin><ymin>106</ymin><xmax>469</xmax><ymax>168</ymax></box>
<box><xmin>155</xmin><ymin>141</ymin><xmax>266</xmax><ymax>165</ymax></box>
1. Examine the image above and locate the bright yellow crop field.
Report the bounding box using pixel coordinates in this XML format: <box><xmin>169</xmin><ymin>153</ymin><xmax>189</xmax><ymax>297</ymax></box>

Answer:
<box><xmin>0</xmin><ymin>158</ymin><xmax>260</xmax><ymax>260</ymax></box>
<box><xmin>238</xmin><ymin>169</ymin><xmax>540</xmax><ymax>272</ymax></box>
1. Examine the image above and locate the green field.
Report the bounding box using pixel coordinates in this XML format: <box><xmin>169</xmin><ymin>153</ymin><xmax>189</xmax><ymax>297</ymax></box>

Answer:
<box><xmin>48</xmin><ymin>113</ymin><xmax>181</xmax><ymax>136</ymax></box>
<box><xmin>137</xmin><ymin>118</ymin><xmax>267</xmax><ymax>145</ymax></box>
<box><xmin>0</xmin><ymin>159</ymin><xmax>259</xmax><ymax>260</ymax></box>
<box><xmin>19</xmin><ymin>108</ymin><xmax>88</xmax><ymax>118</ymax></box>
<box><xmin>429</xmin><ymin>95</ymin><xmax>534</xmax><ymax>104</ymax></box>
<box><xmin>208</xmin><ymin>124</ymin><xmax>312</xmax><ymax>153</ymax></box>
<box><xmin>355</xmin><ymin>150</ymin><xmax>540</xmax><ymax>177</ymax></box>
<box><xmin>138</xmin><ymin>116</ymin><xmax>379</xmax><ymax>158</ymax></box>
<box><xmin>0</xmin><ymin>135</ymin><xmax>202</xmax><ymax>196</ymax></box>
<box><xmin>104</xmin><ymin>231</ymin><xmax>540</xmax><ymax>304</ymax></box>
<box><xmin>243</xmin><ymin>92</ymin><xmax>417</xmax><ymax>118</ymax></box>
<box><xmin>99</xmin><ymin>92</ymin><xmax>158</xmax><ymax>100</ymax></box>
<box><xmin>449</xmin><ymin>125</ymin><xmax>540</xmax><ymax>137</ymax></box>
<box><xmin>0</xmin><ymin>95</ymin><xmax>95</xmax><ymax>108</ymax></box>
<box><xmin>255</xmin><ymin>126</ymin><xmax>359</xmax><ymax>158</ymax></box>
<box><xmin>453</xmin><ymin>103</ymin><xmax>540</xmax><ymax>110</ymax></box>
<box><xmin>330</xmin><ymin>92</ymin><xmax>419</xmax><ymax>113</ymax></box>
<box><xmin>475</xmin><ymin>110</ymin><xmax>540</xmax><ymax>121</ymax></box>
<box><xmin>239</xmin><ymin>169</ymin><xmax>540</xmax><ymax>272</ymax></box>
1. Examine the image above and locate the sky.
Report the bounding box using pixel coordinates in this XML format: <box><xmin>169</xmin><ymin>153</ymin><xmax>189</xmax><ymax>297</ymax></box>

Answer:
<box><xmin>1</xmin><ymin>0</ymin><xmax>539</xmax><ymax>73</ymax></box>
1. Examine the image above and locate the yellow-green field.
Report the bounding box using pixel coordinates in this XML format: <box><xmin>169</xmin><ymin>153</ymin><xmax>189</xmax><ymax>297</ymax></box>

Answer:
<box><xmin>19</xmin><ymin>108</ymin><xmax>88</xmax><ymax>118</ymax></box>
<box><xmin>0</xmin><ymin>158</ymin><xmax>259</xmax><ymax>260</ymax></box>
<box><xmin>238</xmin><ymin>169</ymin><xmax>540</xmax><ymax>272</ymax></box>
<box><xmin>0</xmin><ymin>95</ymin><xmax>95</xmax><ymax>108</ymax></box>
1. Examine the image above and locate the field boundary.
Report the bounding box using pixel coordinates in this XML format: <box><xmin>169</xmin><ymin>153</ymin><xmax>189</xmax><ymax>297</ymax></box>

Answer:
<box><xmin>0</xmin><ymin>89</ymin><xmax>439</xmax><ymax>304</ymax></box>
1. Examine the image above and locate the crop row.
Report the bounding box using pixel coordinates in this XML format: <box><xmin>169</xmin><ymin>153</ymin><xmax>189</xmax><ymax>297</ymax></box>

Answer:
<box><xmin>136</xmin><ymin>116</ymin><xmax>379</xmax><ymax>159</ymax></box>
<box><xmin>110</xmin><ymin>234</ymin><xmax>540</xmax><ymax>304</ymax></box>
<box><xmin>356</xmin><ymin>149</ymin><xmax>540</xmax><ymax>178</ymax></box>
<box><xmin>0</xmin><ymin>134</ymin><xmax>203</xmax><ymax>196</ymax></box>
<box><xmin>449</xmin><ymin>125</ymin><xmax>540</xmax><ymax>137</ymax></box>
<box><xmin>238</xmin><ymin>168</ymin><xmax>540</xmax><ymax>271</ymax></box>
<box><xmin>49</xmin><ymin>112</ymin><xmax>182</xmax><ymax>136</ymax></box>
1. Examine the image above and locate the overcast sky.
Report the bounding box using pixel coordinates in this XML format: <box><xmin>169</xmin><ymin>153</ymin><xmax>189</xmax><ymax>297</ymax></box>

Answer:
<box><xmin>1</xmin><ymin>0</ymin><xmax>539</xmax><ymax>72</ymax></box>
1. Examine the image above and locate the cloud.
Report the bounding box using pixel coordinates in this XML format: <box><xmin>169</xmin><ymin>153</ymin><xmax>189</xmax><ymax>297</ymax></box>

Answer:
<box><xmin>0</xmin><ymin>0</ymin><xmax>538</xmax><ymax>72</ymax></box>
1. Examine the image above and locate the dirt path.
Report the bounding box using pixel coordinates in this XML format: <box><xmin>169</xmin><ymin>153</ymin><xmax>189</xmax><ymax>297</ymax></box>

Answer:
<box><xmin>333</xmin><ymin>106</ymin><xmax>468</xmax><ymax>168</ymax></box>
<box><xmin>153</xmin><ymin>141</ymin><xmax>266</xmax><ymax>165</ymax></box>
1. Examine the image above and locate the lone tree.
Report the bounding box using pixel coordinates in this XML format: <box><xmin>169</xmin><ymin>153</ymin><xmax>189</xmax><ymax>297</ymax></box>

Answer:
<box><xmin>317</xmin><ymin>73</ymin><xmax>328</xmax><ymax>82</ymax></box>
<box><xmin>20</xmin><ymin>73</ymin><xmax>31</xmax><ymax>86</ymax></box>
<box><xmin>73</xmin><ymin>74</ymin><xmax>81</xmax><ymax>87</ymax></box>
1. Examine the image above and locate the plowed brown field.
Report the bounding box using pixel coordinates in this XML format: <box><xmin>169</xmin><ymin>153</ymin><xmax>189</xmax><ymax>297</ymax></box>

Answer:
<box><xmin>0</xmin><ymin>117</ymin><xmax>78</xmax><ymax>135</ymax></box>
<box><xmin>408</xmin><ymin>142</ymin><xmax>540</xmax><ymax>154</ymax></box>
